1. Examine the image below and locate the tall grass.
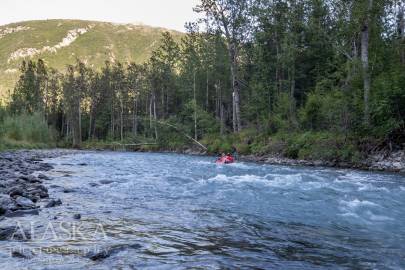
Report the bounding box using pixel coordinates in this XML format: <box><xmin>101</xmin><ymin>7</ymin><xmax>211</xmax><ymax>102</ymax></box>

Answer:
<box><xmin>0</xmin><ymin>112</ymin><xmax>56</xmax><ymax>150</ymax></box>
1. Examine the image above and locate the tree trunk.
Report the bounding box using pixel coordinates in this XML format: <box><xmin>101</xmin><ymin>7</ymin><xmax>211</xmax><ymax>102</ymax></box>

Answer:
<box><xmin>153</xmin><ymin>92</ymin><xmax>158</xmax><ymax>140</ymax></box>
<box><xmin>88</xmin><ymin>110</ymin><xmax>93</xmax><ymax>140</ymax></box>
<box><xmin>120</xmin><ymin>97</ymin><xmax>124</xmax><ymax>142</ymax></box>
<box><xmin>289</xmin><ymin>65</ymin><xmax>297</xmax><ymax>126</ymax></box>
<box><xmin>399</xmin><ymin>4</ymin><xmax>405</xmax><ymax>64</ymax></box>
<box><xmin>193</xmin><ymin>70</ymin><xmax>198</xmax><ymax>141</ymax></box>
<box><xmin>133</xmin><ymin>98</ymin><xmax>138</xmax><ymax>137</ymax></box>
<box><xmin>111</xmin><ymin>99</ymin><xmax>115</xmax><ymax>139</ymax></box>
<box><xmin>149</xmin><ymin>94</ymin><xmax>153</xmax><ymax>133</ymax></box>
<box><xmin>206</xmin><ymin>69</ymin><xmax>209</xmax><ymax>110</ymax></box>
<box><xmin>361</xmin><ymin>0</ymin><xmax>373</xmax><ymax>126</ymax></box>
<box><xmin>228</xmin><ymin>43</ymin><xmax>242</xmax><ymax>133</ymax></box>
<box><xmin>220</xmin><ymin>102</ymin><xmax>225</xmax><ymax>136</ymax></box>
<box><xmin>72</xmin><ymin>99</ymin><xmax>81</xmax><ymax>148</ymax></box>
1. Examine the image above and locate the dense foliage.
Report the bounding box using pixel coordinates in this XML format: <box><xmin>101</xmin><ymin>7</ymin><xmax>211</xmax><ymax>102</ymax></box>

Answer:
<box><xmin>4</xmin><ymin>0</ymin><xmax>405</xmax><ymax>160</ymax></box>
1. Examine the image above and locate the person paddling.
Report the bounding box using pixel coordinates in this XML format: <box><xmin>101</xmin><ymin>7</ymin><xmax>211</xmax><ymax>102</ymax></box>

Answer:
<box><xmin>215</xmin><ymin>152</ymin><xmax>235</xmax><ymax>164</ymax></box>
<box><xmin>216</xmin><ymin>153</ymin><xmax>226</xmax><ymax>163</ymax></box>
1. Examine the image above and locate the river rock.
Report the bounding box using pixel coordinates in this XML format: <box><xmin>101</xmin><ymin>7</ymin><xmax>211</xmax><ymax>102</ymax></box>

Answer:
<box><xmin>44</xmin><ymin>199</ymin><xmax>62</xmax><ymax>208</ymax></box>
<box><xmin>99</xmin><ymin>180</ymin><xmax>115</xmax><ymax>185</ymax></box>
<box><xmin>63</xmin><ymin>188</ymin><xmax>76</xmax><ymax>193</ymax></box>
<box><xmin>20</xmin><ymin>175</ymin><xmax>41</xmax><ymax>183</ymax></box>
<box><xmin>15</xmin><ymin>196</ymin><xmax>36</xmax><ymax>209</ymax></box>
<box><xmin>88</xmin><ymin>182</ymin><xmax>99</xmax><ymax>187</ymax></box>
<box><xmin>37</xmin><ymin>173</ymin><xmax>51</xmax><ymax>180</ymax></box>
<box><xmin>0</xmin><ymin>226</ymin><xmax>31</xmax><ymax>241</ymax></box>
<box><xmin>0</xmin><ymin>194</ymin><xmax>14</xmax><ymax>215</ymax></box>
<box><xmin>8</xmin><ymin>186</ymin><xmax>24</xmax><ymax>198</ymax></box>
<box><xmin>86</xmin><ymin>244</ymin><xmax>142</xmax><ymax>261</ymax></box>
<box><xmin>12</xmin><ymin>250</ymin><xmax>33</xmax><ymax>259</ymax></box>
<box><xmin>5</xmin><ymin>209</ymin><xmax>40</xmax><ymax>218</ymax></box>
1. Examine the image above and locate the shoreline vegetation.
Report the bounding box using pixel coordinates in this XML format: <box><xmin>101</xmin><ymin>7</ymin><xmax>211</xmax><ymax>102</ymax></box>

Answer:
<box><xmin>1</xmin><ymin>1</ymin><xmax>404</xmax><ymax>173</ymax></box>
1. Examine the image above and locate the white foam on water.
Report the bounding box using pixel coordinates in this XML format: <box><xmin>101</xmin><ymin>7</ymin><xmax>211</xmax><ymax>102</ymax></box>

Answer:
<box><xmin>339</xmin><ymin>212</ymin><xmax>362</xmax><ymax>219</ymax></box>
<box><xmin>365</xmin><ymin>211</ymin><xmax>394</xmax><ymax>222</ymax></box>
<box><xmin>358</xmin><ymin>183</ymin><xmax>389</xmax><ymax>192</ymax></box>
<box><xmin>205</xmin><ymin>173</ymin><xmax>305</xmax><ymax>189</ymax></box>
<box><xmin>195</xmin><ymin>161</ymin><xmax>215</xmax><ymax>165</ymax></box>
<box><xmin>227</xmin><ymin>163</ymin><xmax>251</xmax><ymax>169</ymax></box>
<box><xmin>400</xmin><ymin>186</ymin><xmax>405</xmax><ymax>191</ymax></box>
<box><xmin>300</xmin><ymin>181</ymin><xmax>329</xmax><ymax>190</ymax></box>
<box><xmin>339</xmin><ymin>199</ymin><xmax>379</xmax><ymax>209</ymax></box>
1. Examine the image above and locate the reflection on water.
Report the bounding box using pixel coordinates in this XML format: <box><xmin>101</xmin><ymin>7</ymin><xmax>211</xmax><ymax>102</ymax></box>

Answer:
<box><xmin>1</xmin><ymin>151</ymin><xmax>405</xmax><ymax>269</ymax></box>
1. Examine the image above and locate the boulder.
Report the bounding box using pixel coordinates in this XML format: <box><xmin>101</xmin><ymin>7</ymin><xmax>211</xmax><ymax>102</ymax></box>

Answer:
<box><xmin>0</xmin><ymin>194</ymin><xmax>14</xmax><ymax>215</ymax></box>
<box><xmin>15</xmin><ymin>196</ymin><xmax>36</xmax><ymax>209</ymax></box>
<box><xmin>8</xmin><ymin>186</ymin><xmax>24</xmax><ymax>198</ymax></box>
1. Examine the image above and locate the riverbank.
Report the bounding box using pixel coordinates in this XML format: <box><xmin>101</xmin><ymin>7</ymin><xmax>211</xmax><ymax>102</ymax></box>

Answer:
<box><xmin>238</xmin><ymin>150</ymin><xmax>405</xmax><ymax>173</ymax></box>
<box><xmin>181</xmin><ymin>148</ymin><xmax>405</xmax><ymax>173</ymax></box>
<box><xmin>0</xmin><ymin>150</ymin><xmax>74</xmax><ymax>222</ymax></box>
<box><xmin>79</xmin><ymin>140</ymin><xmax>405</xmax><ymax>173</ymax></box>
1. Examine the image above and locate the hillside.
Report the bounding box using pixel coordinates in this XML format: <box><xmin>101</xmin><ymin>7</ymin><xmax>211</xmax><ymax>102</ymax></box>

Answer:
<box><xmin>0</xmin><ymin>19</ymin><xmax>183</xmax><ymax>98</ymax></box>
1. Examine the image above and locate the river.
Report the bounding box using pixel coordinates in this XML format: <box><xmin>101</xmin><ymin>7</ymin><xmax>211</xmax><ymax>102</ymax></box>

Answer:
<box><xmin>1</xmin><ymin>151</ymin><xmax>404</xmax><ymax>269</ymax></box>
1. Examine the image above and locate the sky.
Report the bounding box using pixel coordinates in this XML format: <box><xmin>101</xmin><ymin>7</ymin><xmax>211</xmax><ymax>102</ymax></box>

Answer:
<box><xmin>0</xmin><ymin>0</ymin><xmax>201</xmax><ymax>32</ymax></box>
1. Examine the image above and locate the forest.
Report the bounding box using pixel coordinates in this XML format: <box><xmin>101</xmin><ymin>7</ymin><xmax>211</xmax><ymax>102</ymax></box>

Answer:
<box><xmin>2</xmin><ymin>0</ymin><xmax>404</xmax><ymax>163</ymax></box>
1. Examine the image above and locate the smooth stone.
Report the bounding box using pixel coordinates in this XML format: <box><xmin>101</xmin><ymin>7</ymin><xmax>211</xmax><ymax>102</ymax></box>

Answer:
<box><xmin>15</xmin><ymin>196</ymin><xmax>36</xmax><ymax>208</ymax></box>
<box><xmin>37</xmin><ymin>173</ymin><xmax>51</xmax><ymax>180</ymax></box>
<box><xmin>86</xmin><ymin>244</ymin><xmax>142</xmax><ymax>261</ymax></box>
<box><xmin>12</xmin><ymin>250</ymin><xmax>33</xmax><ymax>259</ymax></box>
<box><xmin>88</xmin><ymin>183</ymin><xmax>99</xmax><ymax>187</ymax></box>
<box><xmin>0</xmin><ymin>226</ymin><xmax>31</xmax><ymax>241</ymax></box>
<box><xmin>0</xmin><ymin>194</ymin><xmax>14</xmax><ymax>215</ymax></box>
<box><xmin>5</xmin><ymin>209</ymin><xmax>39</xmax><ymax>218</ymax></box>
<box><xmin>99</xmin><ymin>180</ymin><xmax>115</xmax><ymax>185</ymax></box>
<box><xmin>44</xmin><ymin>199</ymin><xmax>62</xmax><ymax>208</ymax></box>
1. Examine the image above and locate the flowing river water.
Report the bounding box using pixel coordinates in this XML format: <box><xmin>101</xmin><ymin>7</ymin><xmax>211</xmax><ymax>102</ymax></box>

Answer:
<box><xmin>1</xmin><ymin>151</ymin><xmax>405</xmax><ymax>269</ymax></box>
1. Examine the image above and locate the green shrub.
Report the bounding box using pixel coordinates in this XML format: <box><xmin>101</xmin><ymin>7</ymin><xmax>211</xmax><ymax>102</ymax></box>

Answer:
<box><xmin>0</xmin><ymin>112</ymin><xmax>56</xmax><ymax>148</ymax></box>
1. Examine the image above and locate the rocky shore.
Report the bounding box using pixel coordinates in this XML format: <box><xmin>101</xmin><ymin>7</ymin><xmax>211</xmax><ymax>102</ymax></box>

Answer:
<box><xmin>239</xmin><ymin>150</ymin><xmax>405</xmax><ymax>173</ymax></box>
<box><xmin>0</xmin><ymin>150</ymin><xmax>73</xmax><ymax>222</ymax></box>
<box><xmin>182</xmin><ymin>148</ymin><xmax>405</xmax><ymax>173</ymax></box>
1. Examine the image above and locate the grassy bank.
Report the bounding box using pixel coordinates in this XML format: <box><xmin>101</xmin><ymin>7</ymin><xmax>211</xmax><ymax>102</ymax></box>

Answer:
<box><xmin>200</xmin><ymin>129</ymin><xmax>365</xmax><ymax>164</ymax></box>
<box><xmin>0</xmin><ymin>113</ymin><xmax>56</xmax><ymax>151</ymax></box>
<box><xmin>0</xmin><ymin>111</ymin><xmax>390</xmax><ymax>169</ymax></box>
<box><xmin>77</xmin><ymin>128</ymin><xmax>367</xmax><ymax>166</ymax></box>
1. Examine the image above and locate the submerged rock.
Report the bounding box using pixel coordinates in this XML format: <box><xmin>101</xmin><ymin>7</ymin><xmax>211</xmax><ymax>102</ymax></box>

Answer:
<box><xmin>44</xmin><ymin>199</ymin><xmax>62</xmax><ymax>208</ymax></box>
<box><xmin>86</xmin><ymin>244</ymin><xmax>142</xmax><ymax>261</ymax></box>
<box><xmin>5</xmin><ymin>209</ymin><xmax>40</xmax><ymax>218</ymax></box>
<box><xmin>99</xmin><ymin>180</ymin><xmax>115</xmax><ymax>185</ymax></box>
<box><xmin>12</xmin><ymin>250</ymin><xmax>33</xmax><ymax>259</ymax></box>
<box><xmin>63</xmin><ymin>188</ymin><xmax>76</xmax><ymax>193</ymax></box>
<box><xmin>0</xmin><ymin>226</ymin><xmax>31</xmax><ymax>241</ymax></box>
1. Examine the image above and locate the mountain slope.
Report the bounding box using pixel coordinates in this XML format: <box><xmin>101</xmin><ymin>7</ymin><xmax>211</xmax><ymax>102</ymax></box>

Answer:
<box><xmin>0</xmin><ymin>19</ymin><xmax>183</xmax><ymax>98</ymax></box>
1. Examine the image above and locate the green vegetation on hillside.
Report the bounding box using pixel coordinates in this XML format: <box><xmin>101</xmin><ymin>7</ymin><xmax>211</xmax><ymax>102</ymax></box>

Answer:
<box><xmin>1</xmin><ymin>1</ymin><xmax>404</xmax><ymax>163</ymax></box>
<box><xmin>0</xmin><ymin>19</ymin><xmax>183</xmax><ymax>98</ymax></box>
